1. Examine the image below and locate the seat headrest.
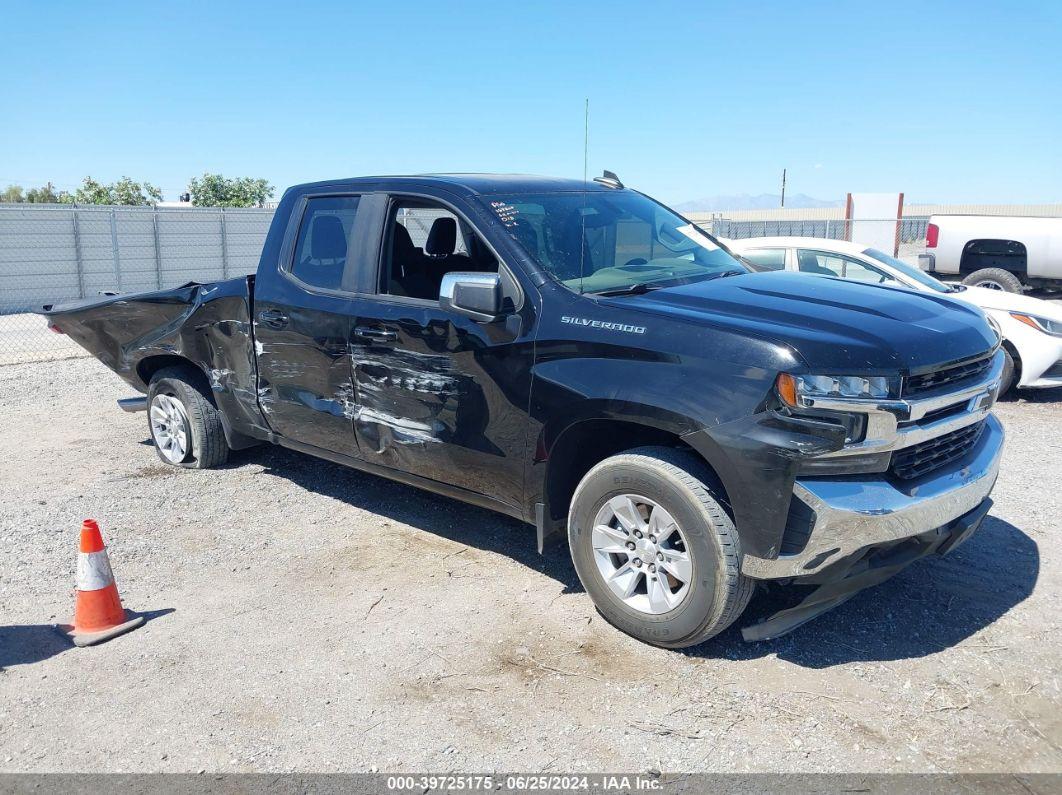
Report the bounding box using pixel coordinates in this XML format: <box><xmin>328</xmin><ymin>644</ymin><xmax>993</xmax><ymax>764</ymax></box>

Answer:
<box><xmin>425</xmin><ymin>217</ymin><xmax>457</xmax><ymax>257</ymax></box>
<box><xmin>393</xmin><ymin>222</ymin><xmax>416</xmax><ymax>258</ymax></box>
<box><xmin>310</xmin><ymin>215</ymin><xmax>347</xmax><ymax>260</ymax></box>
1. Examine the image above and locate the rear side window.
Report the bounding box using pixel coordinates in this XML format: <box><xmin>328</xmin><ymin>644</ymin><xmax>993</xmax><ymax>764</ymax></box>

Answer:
<box><xmin>741</xmin><ymin>248</ymin><xmax>786</xmax><ymax>271</ymax></box>
<box><xmin>290</xmin><ymin>196</ymin><xmax>360</xmax><ymax>290</ymax></box>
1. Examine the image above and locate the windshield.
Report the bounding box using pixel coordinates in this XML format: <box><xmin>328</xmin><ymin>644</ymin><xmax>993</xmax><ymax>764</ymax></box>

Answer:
<box><xmin>482</xmin><ymin>191</ymin><xmax>746</xmax><ymax>293</ymax></box>
<box><xmin>863</xmin><ymin>248</ymin><xmax>952</xmax><ymax>293</ymax></box>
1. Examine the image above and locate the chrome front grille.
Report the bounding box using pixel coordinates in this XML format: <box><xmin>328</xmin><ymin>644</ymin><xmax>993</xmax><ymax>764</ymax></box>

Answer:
<box><xmin>890</xmin><ymin>420</ymin><xmax>986</xmax><ymax>481</ymax></box>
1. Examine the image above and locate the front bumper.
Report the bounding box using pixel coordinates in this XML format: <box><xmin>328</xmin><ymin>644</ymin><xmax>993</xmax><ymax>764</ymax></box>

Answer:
<box><xmin>741</xmin><ymin>412</ymin><xmax>1003</xmax><ymax>580</ymax></box>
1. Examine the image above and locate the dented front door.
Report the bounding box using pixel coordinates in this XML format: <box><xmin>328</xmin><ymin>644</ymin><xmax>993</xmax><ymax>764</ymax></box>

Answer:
<box><xmin>350</xmin><ymin>300</ymin><xmax>530</xmax><ymax>509</ymax></box>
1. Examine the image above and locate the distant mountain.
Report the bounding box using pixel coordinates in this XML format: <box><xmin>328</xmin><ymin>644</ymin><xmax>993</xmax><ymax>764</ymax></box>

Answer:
<box><xmin>675</xmin><ymin>193</ymin><xmax>844</xmax><ymax>212</ymax></box>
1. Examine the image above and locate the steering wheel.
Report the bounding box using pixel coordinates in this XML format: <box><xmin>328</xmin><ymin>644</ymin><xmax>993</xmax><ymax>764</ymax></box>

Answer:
<box><xmin>621</xmin><ymin>257</ymin><xmax>648</xmax><ymax>268</ymax></box>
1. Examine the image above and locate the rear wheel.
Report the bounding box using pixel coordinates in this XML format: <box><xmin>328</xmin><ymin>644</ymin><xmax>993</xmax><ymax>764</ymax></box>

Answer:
<box><xmin>962</xmin><ymin>268</ymin><xmax>1024</xmax><ymax>294</ymax></box>
<box><xmin>567</xmin><ymin>446</ymin><xmax>753</xmax><ymax>649</ymax></box>
<box><xmin>147</xmin><ymin>366</ymin><xmax>229</xmax><ymax>469</ymax></box>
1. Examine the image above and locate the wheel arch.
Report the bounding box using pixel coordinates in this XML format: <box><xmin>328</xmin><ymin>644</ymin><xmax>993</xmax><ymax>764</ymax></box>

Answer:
<box><xmin>960</xmin><ymin>239</ymin><xmax>1028</xmax><ymax>275</ymax></box>
<box><xmin>537</xmin><ymin>407</ymin><xmax>735</xmax><ymax>530</ymax></box>
<box><xmin>136</xmin><ymin>354</ymin><xmax>212</xmax><ymax>396</ymax></box>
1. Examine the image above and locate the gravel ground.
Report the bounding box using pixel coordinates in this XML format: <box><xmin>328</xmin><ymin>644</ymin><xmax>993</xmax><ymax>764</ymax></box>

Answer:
<box><xmin>0</xmin><ymin>314</ymin><xmax>84</xmax><ymax>366</ymax></box>
<box><xmin>0</xmin><ymin>357</ymin><xmax>1060</xmax><ymax>774</ymax></box>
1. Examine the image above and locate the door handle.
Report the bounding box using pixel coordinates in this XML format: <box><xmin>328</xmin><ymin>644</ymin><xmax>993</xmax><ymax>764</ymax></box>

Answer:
<box><xmin>354</xmin><ymin>326</ymin><xmax>397</xmax><ymax>342</ymax></box>
<box><xmin>258</xmin><ymin>309</ymin><xmax>289</xmax><ymax>329</ymax></box>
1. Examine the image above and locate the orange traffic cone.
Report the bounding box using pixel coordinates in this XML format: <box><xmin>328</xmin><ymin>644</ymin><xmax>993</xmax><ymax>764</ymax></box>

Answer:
<box><xmin>59</xmin><ymin>520</ymin><xmax>144</xmax><ymax>647</ymax></box>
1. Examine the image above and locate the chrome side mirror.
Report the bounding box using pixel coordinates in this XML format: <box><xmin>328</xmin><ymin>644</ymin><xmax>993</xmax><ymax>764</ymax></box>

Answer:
<box><xmin>439</xmin><ymin>272</ymin><xmax>504</xmax><ymax>322</ymax></box>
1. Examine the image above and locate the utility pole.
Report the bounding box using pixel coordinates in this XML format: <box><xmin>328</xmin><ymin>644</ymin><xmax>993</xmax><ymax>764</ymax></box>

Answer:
<box><xmin>780</xmin><ymin>169</ymin><xmax>787</xmax><ymax>207</ymax></box>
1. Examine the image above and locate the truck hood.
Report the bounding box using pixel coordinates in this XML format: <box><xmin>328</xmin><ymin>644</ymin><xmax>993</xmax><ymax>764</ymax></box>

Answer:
<box><xmin>613</xmin><ymin>271</ymin><xmax>997</xmax><ymax>373</ymax></box>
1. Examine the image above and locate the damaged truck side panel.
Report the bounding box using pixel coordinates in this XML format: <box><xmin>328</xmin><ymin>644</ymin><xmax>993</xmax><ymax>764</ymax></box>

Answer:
<box><xmin>43</xmin><ymin>279</ymin><xmax>266</xmax><ymax>449</ymax></box>
<box><xmin>43</xmin><ymin>173</ymin><xmax>1005</xmax><ymax>649</ymax></box>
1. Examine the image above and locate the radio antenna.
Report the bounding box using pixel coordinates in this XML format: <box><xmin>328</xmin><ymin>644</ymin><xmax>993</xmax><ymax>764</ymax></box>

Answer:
<box><xmin>579</xmin><ymin>98</ymin><xmax>589</xmax><ymax>294</ymax></box>
<box><xmin>583</xmin><ymin>98</ymin><xmax>589</xmax><ymax>184</ymax></box>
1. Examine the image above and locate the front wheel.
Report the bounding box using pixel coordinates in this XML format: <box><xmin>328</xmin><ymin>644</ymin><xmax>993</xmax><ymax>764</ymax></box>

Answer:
<box><xmin>999</xmin><ymin>346</ymin><xmax>1017</xmax><ymax>396</ymax></box>
<box><xmin>568</xmin><ymin>447</ymin><xmax>753</xmax><ymax>649</ymax></box>
<box><xmin>147</xmin><ymin>366</ymin><xmax>229</xmax><ymax>469</ymax></box>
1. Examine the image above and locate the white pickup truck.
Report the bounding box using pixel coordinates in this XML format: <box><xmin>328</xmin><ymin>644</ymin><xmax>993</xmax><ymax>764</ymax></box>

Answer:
<box><xmin>918</xmin><ymin>215</ymin><xmax>1062</xmax><ymax>293</ymax></box>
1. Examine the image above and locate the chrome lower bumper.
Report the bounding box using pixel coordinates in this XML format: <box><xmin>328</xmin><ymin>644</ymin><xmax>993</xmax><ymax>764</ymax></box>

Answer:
<box><xmin>117</xmin><ymin>396</ymin><xmax>147</xmax><ymax>413</ymax></box>
<box><xmin>742</xmin><ymin>413</ymin><xmax>1004</xmax><ymax>579</ymax></box>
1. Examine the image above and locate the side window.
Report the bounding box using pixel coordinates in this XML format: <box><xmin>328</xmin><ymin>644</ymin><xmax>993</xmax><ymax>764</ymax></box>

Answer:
<box><xmin>840</xmin><ymin>257</ymin><xmax>897</xmax><ymax>284</ymax></box>
<box><xmin>796</xmin><ymin>249</ymin><xmax>896</xmax><ymax>284</ymax></box>
<box><xmin>741</xmin><ymin>248</ymin><xmax>787</xmax><ymax>271</ymax></box>
<box><xmin>291</xmin><ymin>196</ymin><xmax>360</xmax><ymax>290</ymax></box>
<box><xmin>383</xmin><ymin>200</ymin><xmax>499</xmax><ymax>301</ymax></box>
<box><xmin>796</xmin><ymin>250</ymin><xmax>844</xmax><ymax>277</ymax></box>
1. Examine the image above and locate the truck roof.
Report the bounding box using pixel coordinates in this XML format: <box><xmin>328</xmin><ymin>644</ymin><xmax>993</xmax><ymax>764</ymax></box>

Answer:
<box><xmin>287</xmin><ymin>173</ymin><xmax>617</xmax><ymax>196</ymax></box>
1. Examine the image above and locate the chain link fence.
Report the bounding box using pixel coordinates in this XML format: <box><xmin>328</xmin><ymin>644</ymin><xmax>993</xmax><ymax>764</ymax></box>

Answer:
<box><xmin>696</xmin><ymin>216</ymin><xmax>930</xmax><ymax>259</ymax></box>
<box><xmin>688</xmin><ymin>203</ymin><xmax>1062</xmax><ymax>261</ymax></box>
<box><xmin>3</xmin><ymin>201</ymin><xmax>1060</xmax><ymax>365</ymax></box>
<box><xmin>0</xmin><ymin>204</ymin><xmax>273</xmax><ymax>365</ymax></box>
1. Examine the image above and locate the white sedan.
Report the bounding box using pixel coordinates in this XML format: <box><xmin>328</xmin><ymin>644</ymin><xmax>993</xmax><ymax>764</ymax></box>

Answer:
<box><xmin>725</xmin><ymin>236</ymin><xmax>1062</xmax><ymax>394</ymax></box>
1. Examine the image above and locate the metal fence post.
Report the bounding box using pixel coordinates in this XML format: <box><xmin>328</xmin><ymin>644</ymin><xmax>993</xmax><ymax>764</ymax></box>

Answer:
<box><xmin>152</xmin><ymin>209</ymin><xmax>162</xmax><ymax>290</ymax></box>
<box><xmin>71</xmin><ymin>208</ymin><xmax>85</xmax><ymax>299</ymax></box>
<box><xmin>109</xmin><ymin>208</ymin><xmax>122</xmax><ymax>292</ymax></box>
<box><xmin>220</xmin><ymin>209</ymin><xmax>229</xmax><ymax>279</ymax></box>
<box><xmin>825</xmin><ymin>219</ymin><xmax>831</xmax><ymax>239</ymax></box>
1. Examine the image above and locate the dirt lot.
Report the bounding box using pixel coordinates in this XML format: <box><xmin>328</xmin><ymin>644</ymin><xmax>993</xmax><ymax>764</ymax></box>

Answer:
<box><xmin>1</xmin><ymin>356</ymin><xmax>1060</xmax><ymax>774</ymax></box>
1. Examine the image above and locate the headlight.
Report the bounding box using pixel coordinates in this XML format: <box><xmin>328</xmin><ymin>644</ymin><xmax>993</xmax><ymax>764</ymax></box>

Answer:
<box><xmin>776</xmin><ymin>372</ymin><xmax>901</xmax><ymax>407</ymax></box>
<box><xmin>1011</xmin><ymin>312</ymin><xmax>1062</xmax><ymax>337</ymax></box>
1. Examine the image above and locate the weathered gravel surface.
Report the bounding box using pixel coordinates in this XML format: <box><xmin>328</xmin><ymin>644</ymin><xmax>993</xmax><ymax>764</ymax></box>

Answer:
<box><xmin>1</xmin><ymin>357</ymin><xmax>1060</xmax><ymax>773</ymax></box>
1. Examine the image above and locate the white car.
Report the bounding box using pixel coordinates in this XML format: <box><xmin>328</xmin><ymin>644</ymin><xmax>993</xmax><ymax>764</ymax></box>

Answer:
<box><xmin>726</xmin><ymin>236</ymin><xmax>1062</xmax><ymax>393</ymax></box>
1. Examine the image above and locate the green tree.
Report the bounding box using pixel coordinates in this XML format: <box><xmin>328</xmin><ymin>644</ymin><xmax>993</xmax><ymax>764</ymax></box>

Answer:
<box><xmin>1</xmin><ymin>185</ymin><xmax>25</xmax><ymax>203</ymax></box>
<box><xmin>72</xmin><ymin>177</ymin><xmax>114</xmax><ymax>205</ymax></box>
<box><xmin>187</xmin><ymin>173</ymin><xmax>273</xmax><ymax>207</ymax></box>
<box><xmin>112</xmin><ymin>176</ymin><xmax>163</xmax><ymax>205</ymax></box>
<box><xmin>25</xmin><ymin>183</ymin><xmax>62</xmax><ymax>203</ymax></box>
<box><xmin>58</xmin><ymin>176</ymin><xmax>163</xmax><ymax>205</ymax></box>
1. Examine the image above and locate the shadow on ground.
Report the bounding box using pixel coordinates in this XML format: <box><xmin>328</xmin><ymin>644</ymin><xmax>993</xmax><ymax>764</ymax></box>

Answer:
<box><xmin>250</xmin><ymin>445</ymin><xmax>582</xmax><ymax>592</ymax></box>
<box><xmin>0</xmin><ymin>609</ymin><xmax>175</xmax><ymax>670</ymax></box>
<box><xmin>240</xmin><ymin>446</ymin><xmax>1037</xmax><ymax>668</ymax></box>
<box><xmin>1003</xmin><ymin>385</ymin><xmax>1062</xmax><ymax>404</ymax></box>
<box><xmin>691</xmin><ymin>515</ymin><xmax>1038</xmax><ymax>667</ymax></box>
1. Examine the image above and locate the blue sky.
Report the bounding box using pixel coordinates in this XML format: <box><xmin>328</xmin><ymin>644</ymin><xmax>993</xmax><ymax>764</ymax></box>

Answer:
<box><xmin>2</xmin><ymin>1</ymin><xmax>1060</xmax><ymax>205</ymax></box>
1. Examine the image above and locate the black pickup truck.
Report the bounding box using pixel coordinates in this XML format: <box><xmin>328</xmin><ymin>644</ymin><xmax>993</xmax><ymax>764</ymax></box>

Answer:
<box><xmin>43</xmin><ymin>173</ymin><xmax>1005</xmax><ymax>646</ymax></box>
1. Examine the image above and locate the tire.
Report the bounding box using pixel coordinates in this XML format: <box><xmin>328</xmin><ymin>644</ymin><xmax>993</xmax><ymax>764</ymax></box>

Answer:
<box><xmin>999</xmin><ymin>346</ymin><xmax>1017</xmax><ymax>397</ymax></box>
<box><xmin>567</xmin><ymin>446</ymin><xmax>754</xmax><ymax>649</ymax></box>
<box><xmin>962</xmin><ymin>268</ymin><xmax>1024</xmax><ymax>294</ymax></box>
<box><xmin>147</xmin><ymin>366</ymin><xmax>229</xmax><ymax>469</ymax></box>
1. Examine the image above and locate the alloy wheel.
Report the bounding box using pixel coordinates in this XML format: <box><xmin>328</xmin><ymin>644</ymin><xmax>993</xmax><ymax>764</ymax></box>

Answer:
<box><xmin>150</xmin><ymin>393</ymin><xmax>190</xmax><ymax>463</ymax></box>
<box><xmin>591</xmin><ymin>494</ymin><xmax>693</xmax><ymax>615</ymax></box>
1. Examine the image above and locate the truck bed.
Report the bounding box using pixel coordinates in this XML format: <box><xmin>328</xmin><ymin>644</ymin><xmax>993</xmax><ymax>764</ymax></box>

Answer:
<box><xmin>40</xmin><ymin>276</ymin><xmax>269</xmax><ymax>445</ymax></box>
